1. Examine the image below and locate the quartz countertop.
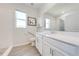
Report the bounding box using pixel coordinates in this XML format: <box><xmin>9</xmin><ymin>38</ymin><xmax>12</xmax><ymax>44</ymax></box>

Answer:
<box><xmin>37</xmin><ymin>31</ymin><xmax>79</xmax><ymax>46</ymax></box>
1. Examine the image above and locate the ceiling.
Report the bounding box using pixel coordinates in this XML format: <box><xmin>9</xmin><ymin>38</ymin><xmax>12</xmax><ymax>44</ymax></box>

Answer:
<box><xmin>24</xmin><ymin>3</ymin><xmax>79</xmax><ymax>17</ymax></box>
<box><xmin>25</xmin><ymin>3</ymin><xmax>45</xmax><ymax>10</ymax></box>
<box><xmin>46</xmin><ymin>3</ymin><xmax>79</xmax><ymax>17</ymax></box>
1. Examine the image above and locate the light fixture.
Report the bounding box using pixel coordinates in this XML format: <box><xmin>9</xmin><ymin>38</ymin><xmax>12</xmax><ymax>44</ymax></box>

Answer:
<box><xmin>62</xmin><ymin>11</ymin><xmax>65</xmax><ymax>14</ymax></box>
<box><xmin>30</xmin><ymin>3</ymin><xmax>34</xmax><ymax>6</ymax></box>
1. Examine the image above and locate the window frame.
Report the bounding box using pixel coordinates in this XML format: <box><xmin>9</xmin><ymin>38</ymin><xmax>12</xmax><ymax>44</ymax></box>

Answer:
<box><xmin>15</xmin><ymin>10</ymin><xmax>27</xmax><ymax>28</ymax></box>
<box><xmin>44</xmin><ymin>18</ymin><xmax>51</xmax><ymax>30</ymax></box>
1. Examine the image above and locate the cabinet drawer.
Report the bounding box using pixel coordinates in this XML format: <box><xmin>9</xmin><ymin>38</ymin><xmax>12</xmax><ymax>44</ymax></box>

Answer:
<box><xmin>36</xmin><ymin>34</ymin><xmax>43</xmax><ymax>55</ymax></box>
<box><xmin>36</xmin><ymin>34</ymin><xmax>42</xmax><ymax>39</ymax></box>
<box><xmin>53</xmin><ymin>49</ymin><xmax>65</xmax><ymax>56</ymax></box>
<box><xmin>44</xmin><ymin>37</ymin><xmax>77</xmax><ymax>55</ymax></box>
<box><xmin>43</xmin><ymin>43</ymin><xmax>52</xmax><ymax>56</ymax></box>
<box><xmin>43</xmin><ymin>42</ymin><xmax>67</xmax><ymax>56</ymax></box>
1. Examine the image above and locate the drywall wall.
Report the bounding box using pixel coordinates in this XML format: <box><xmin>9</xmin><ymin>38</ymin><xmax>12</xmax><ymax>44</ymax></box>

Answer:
<box><xmin>43</xmin><ymin>13</ymin><xmax>56</xmax><ymax>30</ymax></box>
<box><xmin>0</xmin><ymin>4</ymin><xmax>13</xmax><ymax>48</ymax></box>
<box><xmin>41</xmin><ymin>11</ymin><xmax>79</xmax><ymax>32</ymax></box>
<box><xmin>39</xmin><ymin>3</ymin><xmax>56</xmax><ymax>16</ymax></box>
<box><xmin>0</xmin><ymin>4</ymin><xmax>38</xmax><ymax>47</ymax></box>
<box><xmin>37</xmin><ymin>4</ymin><xmax>56</xmax><ymax>31</ymax></box>
<box><xmin>12</xmin><ymin>4</ymin><xmax>38</xmax><ymax>46</ymax></box>
<box><xmin>59</xmin><ymin>11</ymin><xmax>79</xmax><ymax>32</ymax></box>
<box><xmin>37</xmin><ymin>13</ymin><xmax>60</xmax><ymax>31</ymax></box>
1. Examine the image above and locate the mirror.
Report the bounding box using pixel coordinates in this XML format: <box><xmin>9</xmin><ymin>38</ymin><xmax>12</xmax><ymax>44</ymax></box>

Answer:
<box><xmin>43</xmin><ymin>3</ymin><xmax>79</xmax><ymax>32</ymax></box>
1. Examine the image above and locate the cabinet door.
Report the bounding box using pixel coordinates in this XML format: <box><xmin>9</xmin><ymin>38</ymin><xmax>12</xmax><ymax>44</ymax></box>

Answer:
<box><xmin>36</xmin><ymin>34</ymin><xmax>43</xmax><ymax>55</ymax></box>
<box><xmin>43</xmin><ymin>43</ymin><xmax>52</xmax><ymax>56</ymax></box>
<box><xmin>38</xmin><ymin>40</ymin><xmax>42</xmax><ymax>54</ymax></box>
<box><xmin>36</xmin><ymin>35</ymin><xmax>39</xmax><ymax>49</ymax></box>
<box><xmin>43</xmin><ymin>42</ymin><xmax>66</xmax><ymax>56</ymax></box>
<box><xmin>53</xmin><ymin>49</ymin><xmax>65</xmax><ymax>56</ymax></box>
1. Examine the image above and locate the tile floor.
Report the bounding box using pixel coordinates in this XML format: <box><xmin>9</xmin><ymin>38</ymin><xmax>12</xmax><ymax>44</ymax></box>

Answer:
<box><xmin>0</xmin><ymin>48</ymin><xmax>7</xmax><ymax>56</ymax></box>
<box><xmin>8</xmin><ymin>44</ymin><xmax>40</xmax><ymax>56</ymax></box>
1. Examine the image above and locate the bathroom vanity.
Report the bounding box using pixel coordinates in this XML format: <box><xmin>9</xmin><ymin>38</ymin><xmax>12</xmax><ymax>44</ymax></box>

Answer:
<box><xmin>35</xmin><ymin>3</ymin><xmax>79</xmax><ymax>56</ymax></box>
<box><xmin>36</xmin><ymin>31</ymin><xmax>79</xmax><ymax>56</ymax></box>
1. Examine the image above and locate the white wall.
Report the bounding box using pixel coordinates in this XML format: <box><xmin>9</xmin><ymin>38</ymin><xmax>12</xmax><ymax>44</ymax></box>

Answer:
<box><xmin>59</xmin><ymin>11</ymin><xmax>79</xmax><ymax>32</ymax></box>
<box><xmin>12</xmin><ymin>4</ymin><xmax>38</xmax><ymax>46</ymax></box>
<box><xmin>39</xmin><ymin>4</ymin><xmax>56</xmax><ymax>16</ymax></box>
<box><xmin>0</xmin><ymin>4</ymin><xmax>38</xmax><ymax>48</ymax></box>
<box><xmin>43</xmin><ymin>13</ymin><xmax>56</xmax><ymax>31</ymax></box>
<box><xmin>0</xmin><ymin>4</ymin><xmax>13</xmax><ymax>48</ymax></box>
<box><xmin>38</xmin><ymin>3</ymin><xmax>79</xmax><ymax>32</ymax></box>
<box><xmin>38</xmin><ymin>13</ymin><xmax>61</xmax><ymax>31</ymax></box>
<box><xmin>39</xmin><ymin>11</ymin><xmax>79</xmax><ymax>32</ymax></box>
<box><xmin>37</xmin><ymin>4</ymin><xmax>56</xmax><ymax>29</ymax></box>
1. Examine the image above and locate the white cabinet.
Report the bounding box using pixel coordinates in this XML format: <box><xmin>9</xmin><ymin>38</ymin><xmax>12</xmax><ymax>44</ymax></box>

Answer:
<box><xmin>36</xmin><ymin>34</ymin><xmax>43</xmax><ymax>55</ymax></box>
<box><xmin>36</xmin><ymin>33</ymin><xmax>68</xmax><ymax>56</ymax></box>
<box><xmin>43</xmin><ymin>42</ymin><xmax>52</xmax><ymax>56</ymax></box>
<box><xmin>43</xmin><ymin>41</ymin><xmax>66</xmax><ymax>56</ymax></box>
<box><xmin>36</xmin><ymin>32</ymin><xmax>79</xmax><ymax>56</ymax></box>
<box><xmin>43</xmin><ymin>36</ymin><xmax>78</xmax><ymax>56</ymax></box>
<box><xmin>53</xmin><ymin>49</ymin><xmax>65</xmax><ymax>56</ymax></box>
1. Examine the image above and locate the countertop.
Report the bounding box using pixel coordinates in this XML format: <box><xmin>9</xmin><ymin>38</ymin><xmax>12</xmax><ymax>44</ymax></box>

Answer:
<box><xmin>37</xmin><ymin>31</ymin><xmax>79</xmax><ymax>47</ymax></box>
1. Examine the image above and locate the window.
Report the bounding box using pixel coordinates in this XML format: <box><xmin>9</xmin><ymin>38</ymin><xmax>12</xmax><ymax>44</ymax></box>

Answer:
<box><xmin>16</xmin><ymin>11</ymin><xmax>27</xmax><ymax>28</ymax></box>
<box><xmin>45</xmin><ymin>18</ymin><xmax>50</xmax><ymax>29</ymax></box>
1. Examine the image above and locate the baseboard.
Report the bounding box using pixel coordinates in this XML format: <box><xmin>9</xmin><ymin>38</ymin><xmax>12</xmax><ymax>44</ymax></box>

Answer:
<box><xmin>14</xmin><ymin>41</ymin><xmax>32</xmax><ymax>47</ymax></box>
<box><xmin>2</xmin><ymin>41</ymin><xmax>35</xmax><ymax>56</ymax></box>
<box><xmin>2</xmin><ymin>46</ymin><xmax>13</xmax><ymax>56</ymax></box>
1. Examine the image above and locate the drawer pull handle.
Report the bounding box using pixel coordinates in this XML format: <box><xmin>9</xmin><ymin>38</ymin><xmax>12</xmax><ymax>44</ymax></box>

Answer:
<box><xmin>50</xmin><ymin>48</ymin><xmax>51</xmax><ymax>54</ymax></box>
<box><xmin>50</xmin><ymin>48</ymin><xmax>53</xmax><ymax>56</ymax></box>
<box><xmin>52</xmin><ymin>50</ymin><xmax>53</xmax><ymax>56</ymax></box>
